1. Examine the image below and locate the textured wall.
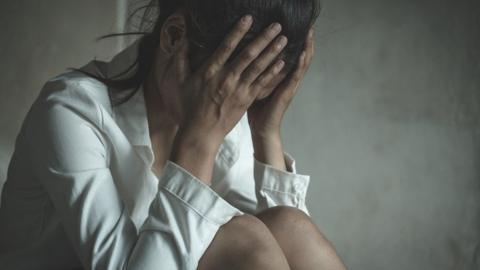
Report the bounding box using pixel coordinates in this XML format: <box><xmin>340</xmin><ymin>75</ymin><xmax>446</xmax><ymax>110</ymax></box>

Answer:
<box><xmin>285</xmin><ymin>0</ymin><xmax>480</xmax><ymax>269</ymax></box>
<box><xmin>0</xmin><ymin>0</ymin><xmax>119</xmax><ymax>186</ymax></box>
<box><xmin>0</xmin><ymin>0</ymin><xmax>479</xmax><ymax>269</ymax></box>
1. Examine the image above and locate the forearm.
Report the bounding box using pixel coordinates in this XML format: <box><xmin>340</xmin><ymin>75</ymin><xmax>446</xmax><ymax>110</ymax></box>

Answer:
<box><xmin>250</xmin><ymin>130</ymin><xmax>311</xmax><ymax>215</ymax></box>
<box><xmin>170</xmin><ymin>127</ymin><xmax>222</xmax><ymax>185</ymax></box>
<box><xmin>252</xmin><ymin>132</ymin><xmax>287</xmax><ymax>171</ymax></box>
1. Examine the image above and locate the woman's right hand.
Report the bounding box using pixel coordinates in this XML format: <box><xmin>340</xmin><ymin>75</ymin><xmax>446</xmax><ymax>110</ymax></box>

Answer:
<box><xmin>175</xmin><ymin>15</ymin><xmax>288</xmax><ymax>150</ymax></box>
<box><xmin>170</xmin><ymin>15</ymin><xmax>288</xmax><ymax>184</ymax></box>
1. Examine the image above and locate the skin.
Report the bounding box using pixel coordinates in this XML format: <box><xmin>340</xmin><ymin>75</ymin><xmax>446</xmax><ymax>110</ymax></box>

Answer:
<box><xmin>143</xmin><ymin>11</ymin><xmax>346</xmax><ymax>270</ymax></box>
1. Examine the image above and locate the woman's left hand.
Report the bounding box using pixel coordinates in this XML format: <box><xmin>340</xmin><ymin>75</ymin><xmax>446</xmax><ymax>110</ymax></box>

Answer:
<box><xmin>248</xmin><ymin>27</ymin><xmax>315</xmax><ymax>144</ymax></box>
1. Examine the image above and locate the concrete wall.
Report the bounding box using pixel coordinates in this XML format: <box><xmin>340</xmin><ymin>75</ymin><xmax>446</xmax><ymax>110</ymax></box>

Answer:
<box><xmin>0</xmin><ymin>0</ymin><xmax>120</xmax><ymax>183</ymax></box>
<box><xmin>1</xmin><ymin>0</ymin><xmax>479</xmax><ymax>269</ymax></box>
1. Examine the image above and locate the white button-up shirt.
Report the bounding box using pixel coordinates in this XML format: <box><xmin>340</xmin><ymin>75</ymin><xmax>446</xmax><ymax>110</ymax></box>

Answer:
<box><xmin>0</xmin><ymin>41</ymin><xmax>310</xmax><ymax>270</ymax></box>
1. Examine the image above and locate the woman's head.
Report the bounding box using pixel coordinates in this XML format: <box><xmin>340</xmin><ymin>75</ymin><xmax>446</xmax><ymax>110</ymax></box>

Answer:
<box><xmin>100</xmin><ymin>0</ymin><xmax>320</xmax><ymax>104</ymax></box>
<box><xmin>154</xmin><ymin>0</ymin><xmax>319</xmax><ymax>72</ymax></box>
<box><xmin>173</xmin><ymin>0</ymin><xmax>319</xmax><ymax>72</ymax></box>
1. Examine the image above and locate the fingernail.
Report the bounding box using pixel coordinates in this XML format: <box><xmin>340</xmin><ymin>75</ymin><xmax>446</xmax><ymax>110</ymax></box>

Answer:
<box><xmin>275</xmin><ymin>60</ymin><xmax>285</xmax><ymax>72</ymax></box>
<box><xmin>277</xmin><ymin>36</ymin><xmax>287</xmax><ymax>49</ymax></box>
<box><xmin>298</xmin><ymin>51</ymin><xmax>306</xmax><ymax>63</ymax></box>
<box><xmin>242</xmin><ymin>15</ymin><xmax>252</xmax><ymax>24</ymax></box>
<box><xmin>271</xmin><ymin>23</ymin><xmax>282</xmax><ymax>33</ymax></box>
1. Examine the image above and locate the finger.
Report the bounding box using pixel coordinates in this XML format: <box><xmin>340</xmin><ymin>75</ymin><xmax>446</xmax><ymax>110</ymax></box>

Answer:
<box><xmin>241</xmin><ymin>35</ymin><xmax>288</xmax><ymax>85</ymax></box>
<box><xmin>271</xmin><ymin>30</ymin><xmax>313</xmax><ymax>102</ymax></box>
<box><xmin>293</xmin><ymin>50</ymin><xmax>308</xmax><ymax>84</ymax></box>
<box><xmin>304</xmin><ymin>28</ymin><xmax>315</xmax><ymax>71</ymax></box>
<box><xmin>252</xmin><ymin>60</ymin><xmax>285</xmax><ymax>96</ymax></box>
<box><xmin>275</xmin><ymin>50</ymin><xmax>307</xmax><ymax>100</ymax></box>
<box><xmin>230</xmin><ymin>22</ymin><xmax>283</xmax><ymax>76</ymax></box>
<box><xmin>308</xmin><ymin>27</ymin><xmax>315</xmax><ymax>55</ymax></box>
<box><xmin>292</xmin><ymin>51</ymin><xmax>308</xmax><ymax>91</ymax></box>
<box><xmin>204</xmin><ymin>15</ymin><xmax>253</xmax><ymax>75</ymax></box>
<box><xmin>175</xmin><ymin>38</ymin><xmax>190</xmax><ymax>82</ymax></box>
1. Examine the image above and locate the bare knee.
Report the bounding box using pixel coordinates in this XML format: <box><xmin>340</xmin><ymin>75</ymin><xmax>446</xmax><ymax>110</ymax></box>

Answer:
<box><xmin>198</xmin><ymin>214</ymin><xmax>289</xmax><ymax>270</ymax></box>
<box><xmin>257</xmin><ymin>206</ymin><xmax>346</xmax><ymax>270</ymax></box>
<box><xmin>257</xmin><ymin>206</ymin><xmax>317</xmax><ymax>232</ymax></box>
<box><xmin>257</xmin><ymin>206</ymin><xmax>330</xmax><ymax>247</ymax></box>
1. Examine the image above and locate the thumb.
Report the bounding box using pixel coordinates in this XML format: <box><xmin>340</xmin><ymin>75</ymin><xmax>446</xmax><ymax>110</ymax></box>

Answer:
<box><xmin>174</xmin><ymin>38</ymin><xmax>190</xmax><ymax>83</ymax></box>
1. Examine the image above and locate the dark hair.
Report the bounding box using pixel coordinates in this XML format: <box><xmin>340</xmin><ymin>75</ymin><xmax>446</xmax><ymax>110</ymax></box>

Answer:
<box><xmin>85</xmin><ymin>0</ymin><xmax>320</xmax><ymax>105</ymax></box>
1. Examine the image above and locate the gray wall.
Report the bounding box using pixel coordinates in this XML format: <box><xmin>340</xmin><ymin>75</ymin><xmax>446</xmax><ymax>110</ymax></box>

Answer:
<box><xmin>1</xmin><ymin>0</ymin><xmax>479</xmax><ymax>269</ymax></box>
<box><xmin>0</xmin><ymin>0</ymin><xmax>121</xmax><ymax>188</ymax></box>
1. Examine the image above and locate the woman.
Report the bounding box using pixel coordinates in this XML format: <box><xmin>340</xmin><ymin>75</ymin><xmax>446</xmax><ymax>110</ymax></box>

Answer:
<box><xmin>0</xmin><ymin>0</ymin><xmax>346</xmax><ymax>269</ymax></box>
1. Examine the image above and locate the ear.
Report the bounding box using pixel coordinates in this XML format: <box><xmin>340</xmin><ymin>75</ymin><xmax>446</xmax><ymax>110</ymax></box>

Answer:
<box><xmin>159</xmin><ymin>12</ymin><xmax>187</xmax><ymax>55</ymax></box>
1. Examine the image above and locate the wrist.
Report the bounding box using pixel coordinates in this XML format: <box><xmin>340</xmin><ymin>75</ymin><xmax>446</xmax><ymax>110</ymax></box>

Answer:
<box><xmin>175</xmin><ymin>125</ymin><xmax>223</xmax><ymax>153</ymax></box>
<box><xmin>170</xmin><ymin>128</ymin><xmax>222</xmax><ymax>185</ymax></box>
<box><xmin>251</xmin><ymin>131</ymin><xmax>286</xmax><ymax>171</ymax></box>
<box><xmin>171</xmin><ymin>131</ymin><xmax>221</xmax><ymax>165</ymax></box>
<box><xmin>252</xmin><ymin>129</ymin><xmax>282</xmax><ymax>145</ymax></box>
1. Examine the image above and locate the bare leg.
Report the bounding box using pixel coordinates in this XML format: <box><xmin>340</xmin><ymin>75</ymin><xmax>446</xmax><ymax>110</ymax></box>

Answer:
<box><xmin>256</xmin><ymin>206</ymin><xmax>347</xmax><ymax>270</ymax></box>
<box><xmin>197</xmin><ymin>214</ymin><xmax>290</xmax><ymax>270</ymax></box>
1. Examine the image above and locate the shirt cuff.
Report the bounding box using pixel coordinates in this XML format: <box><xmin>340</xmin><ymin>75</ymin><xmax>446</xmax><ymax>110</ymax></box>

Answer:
<box><xmin>140</xmin><ymin>161</ymin><xmax>244</xmax><ymax>269</ymax></box>
<box><xmin>253</xmin><ymin>152</ymin><xmax>310</xmax><ymax>214</ymax></box>
<box><xmin>159</xmin><ymin>160</ymin><xmax>243</xmax><ymax>225</ymax></box>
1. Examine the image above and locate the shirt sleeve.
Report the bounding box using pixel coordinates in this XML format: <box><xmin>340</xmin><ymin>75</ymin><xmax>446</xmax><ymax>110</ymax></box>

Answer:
<box><xmin>220</xmin><ymin>147</ymin><xmax>311</xmax><ymax>216</ymax></box>
<box><xmin>27</xmin><ymin>99</ymin><xmax>242</xmax><ymax>270</ymax></box>
<box><xmin>253</xmin><ymin>152</ymin><xmax>311</xmax><ymax>215</ymax></box>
